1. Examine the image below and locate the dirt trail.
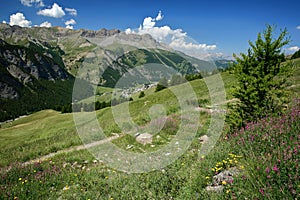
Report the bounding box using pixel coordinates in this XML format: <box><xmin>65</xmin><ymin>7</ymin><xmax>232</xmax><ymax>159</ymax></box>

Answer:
<box><xmin>23</xmin><ymin>134</ymin><xmax>123</xmax><ymax>166</ymax></box>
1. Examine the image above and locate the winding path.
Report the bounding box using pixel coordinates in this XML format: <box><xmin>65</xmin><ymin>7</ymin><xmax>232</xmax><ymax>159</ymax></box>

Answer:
<box><xmin>23</xmin><ymin>133</ymin><xmax>123</xmax><ymax>166</ymax></box>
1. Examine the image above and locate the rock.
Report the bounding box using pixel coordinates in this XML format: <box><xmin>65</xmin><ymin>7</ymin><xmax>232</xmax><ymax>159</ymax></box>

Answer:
<box><xmin>199</xmin><ymin>135</ymin><xmax>209</xmax><ymax>144</ymax></box>
<box><xmin>136</xmin><ymin>133</ymin><xmax>153</xmax><ymax>145</ymax></box>
<box><xmin>206</xmin><ymin>167</ymin><xmax>240</xmax><ymax>193</ymax></box>
<box><xmin>206</xmin><ymin>185</ymin><xmax>224</xmax><ymax>192</ymax></box>
<box><xmin>212</xmin><ymin>167</ymin><xmax>239</xmax><ymax>186</ymax></box>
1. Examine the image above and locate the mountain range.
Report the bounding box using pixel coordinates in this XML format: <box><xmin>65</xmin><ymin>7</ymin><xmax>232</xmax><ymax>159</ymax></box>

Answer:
<box><xmin>0</xmin><ymin>23</ymin><xmax>233</xmax><ymax>121</ymax></box>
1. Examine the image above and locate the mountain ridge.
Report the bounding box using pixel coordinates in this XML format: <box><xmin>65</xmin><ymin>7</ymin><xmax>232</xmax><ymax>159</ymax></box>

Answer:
<box><xmin>0</xmin><ymin>24</ymin><xmax>232</xmax><ymax>121</ymax></box>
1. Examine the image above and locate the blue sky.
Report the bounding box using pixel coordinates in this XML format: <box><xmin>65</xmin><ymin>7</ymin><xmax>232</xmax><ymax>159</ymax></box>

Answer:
<box><xmin>1</xmin><ymin>0</ymin><xmax>300</xmax><ymax>58</ymax></box>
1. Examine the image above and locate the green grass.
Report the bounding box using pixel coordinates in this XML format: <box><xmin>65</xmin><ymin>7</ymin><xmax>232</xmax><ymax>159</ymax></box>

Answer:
<box><xmin>0</xmin><ymin>110</ymin><xmax>81</xmax><ymax>167</ymax></box>
<box><xmin>0</xmin><ymin>60</ymin><xmax>299</xmax><ymax>199</ymax></box>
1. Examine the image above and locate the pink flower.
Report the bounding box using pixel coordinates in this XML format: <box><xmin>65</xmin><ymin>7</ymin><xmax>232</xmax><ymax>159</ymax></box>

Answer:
<box><xmin>273</xmin><ymin>165</ymin><xmax>279</xmax><ymax>172</ymax></box>
<box><xmin>265</xmin><ymin>167</ymin><xmax>270</xmax><ymax>174</ymax></box>
<box><xmin>259</xmin><ymin>189</ymin><xmax>265</xmax><ymax>196</ymax></box>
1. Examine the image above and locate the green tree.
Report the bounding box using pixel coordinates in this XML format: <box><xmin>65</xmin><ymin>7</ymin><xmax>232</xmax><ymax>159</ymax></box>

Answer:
<box><xmin>291</xmin><ymin>49</ymin><xmax>300</xmax><ymax>59</ymax></box>
<box><xmin>155</xmin><ymin>77</ymin><xmax>168</xmax><ymax>92</ymax></box>
<box><xmin>228</xmin><ymin>25</ymin><xmax>292</xmax><ymax>128</ymax></box>
<box><xmin>138</xmin><ymin>91</ymin><xmax>145</xmax><ymax>98</ymax></box>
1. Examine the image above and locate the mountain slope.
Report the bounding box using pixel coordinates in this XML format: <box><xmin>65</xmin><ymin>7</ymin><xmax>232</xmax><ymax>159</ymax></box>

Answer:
<box><xmin>0</xmin><ymin>39</ymin><xmax>75</xmax><ymax>121</ymax></box>
<box><xmin>0</xmin><ymin>24</ymin><xmax>226</xmax><ymax>121</ymax></box>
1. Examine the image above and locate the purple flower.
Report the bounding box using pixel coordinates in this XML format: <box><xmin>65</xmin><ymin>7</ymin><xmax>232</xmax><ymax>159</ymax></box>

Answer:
<box><xmin>272</xmin><ymin>165</ymin><xmax>279</xmax><ymax>172</ymax></box>
<box><xmin>259</xmin><ymin>189</ymin><xmax>265</xmax><ymax>196</ymax></box>
<box><xmin>265</xmin><ymin>167</ymin><xmax>270</xmax><ymax>174</ymax></box>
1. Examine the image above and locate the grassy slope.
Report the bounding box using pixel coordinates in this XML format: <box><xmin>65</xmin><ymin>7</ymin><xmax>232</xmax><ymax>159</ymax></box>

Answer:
<box><xmin>0</xmin><ymin>72</ymin><xmax>235</xmax><ymax>166</ymax></box>
<box><xmin>0</xmin><ymin>60</ymin><xmax>298</xmax><ymax>199</ymax></box>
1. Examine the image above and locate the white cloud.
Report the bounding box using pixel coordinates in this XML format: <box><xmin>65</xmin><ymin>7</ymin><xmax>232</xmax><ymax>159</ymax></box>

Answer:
<box><xmin>65</xmin><ymin>19</ymin><xmax>76</xmax><ymax>29</ymax></box>
<box><xmin>37</xmin><ymin>3</ymin><xmax>65</xmax><ymax>18</ymax></box>
<box><xmin>64</xmin><ymin>19</ymin><xmax>76</xmax><ymax>29</ymax></box>
<box><xmin>66</xmin><ymin>25</ymin><xmax>73</xmax><ymax>29</ymax></box>
<box><xmin>125</xmin><ymin>11</ymin><xmax>217</xmax><ymax>53</ymax></box>
<box><xmin>9</xmin><ymin>12</ymin><xmax>32</xmax><ymax>27</ymax></box>
<box><xmin>20</xmin><ymin>0</ymin><xmax>44</xmax><ymax>7</ymax></box>
<box><xmin>65</xmin><ymin>8</ymin><xmax>77</xmax><ymax>16</ymax></box>
<box><xmin>288</xmin><ymin>46</ymin><xmax>299</xmax><ymax>52</ymax></box>
<box><xmin>142</xmin><ymin>17</ymin><xmax>156</xmax><ymax>29</ymax></box>
<box><xmin>156</xmin><ymin>10</ymin><xmax>163</xmax><ymax>21</ymax></box>
<box><xmin>125</xmin><ymin>28</ymin><xmax>132</xmax><ymax>34</ymax></box>
<box><xmin>65</xmin><ymin>19</ymin><xmax>76</xmax><ymax>26</ymax></box>
<box><xmin>40</xmin><ymin>21</ymin><xmax>52</xmax><ymax>27</ymax></box>
<box><xmin>297</xmin><ymin>26</ymin><xmax>300</xmax><ymax>30</ymax></box>
<box><xmin>170</xmin><ymin>38</ymin><xmax>217</xmax><ymax>51</ymax></box>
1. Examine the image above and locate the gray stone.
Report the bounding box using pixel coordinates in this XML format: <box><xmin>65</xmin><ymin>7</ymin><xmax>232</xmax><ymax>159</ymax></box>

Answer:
<box><xmin>136</xmin><ymin>133</ymin><xmax>153</xmax><ymax>145</ymax></box>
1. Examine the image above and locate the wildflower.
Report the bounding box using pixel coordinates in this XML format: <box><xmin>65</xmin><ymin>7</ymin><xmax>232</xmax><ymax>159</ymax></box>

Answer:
<box><xmin>205</xmin><ymin>176</ymin><xmax>210</xmax><ymax>179</ymax></box>
<box><xmin>14</xmin><ymin>197</ymin><xmax>18</xmax><ymax>200</ymax></box>
<box><xmin>273</xmin><ymin>165</ymin><xmax>279</xmax><ymax>172</ymax></box>
<box><xmin>259</xmin><ymin>189</ymin><xmax>264</xmax><ymax>196</ymax></box>
<box><xmin>18</xmin><ymin>178</ymin><xmax>22</xmax><ymax>181</ymax></box>
<box><xmin>226</xmin><ymin>189</ymin><xmax>231</xmax><ymax>194</ymax></box>
<box><xmin>63</xmin><ymin>185</ymin><xmax>70</xmax><ymax>191</ymax></box>
<box><xmin>222</xmin><ymin>181</ymin><xmax>227</xmax><ymax>185</ymax></box>
<box><xmin>265</xmin><ymin>167</ymin><xmax>270</xmax><ymax>174</ymax></box>
<box><xmin>74</xmin><ymin>174</ymin><xmax>77</xmax><ymax>177</ymax></box>
<box><xmin>105</xmin><ymin>176</ymin><xmax>108</xmax><ymax>179</ymax></box>
<box><xmin>33</xmin><ymin>170</ymin><xmax>36</xmax><ymax>173</ymax></box>
<box><xmin>239</xmin><ymin>165</ymin><xmax>244</xmax><ymax>170</ymax></box>
<box><xmin>25</xmin><ymin>180</ymin><xmax>28</xmax><ymax>183</ymax></box>
<box><xmin>201</xmin><ymin>156</ymin><xmax>205</xmax><ymax>159</ymax></box>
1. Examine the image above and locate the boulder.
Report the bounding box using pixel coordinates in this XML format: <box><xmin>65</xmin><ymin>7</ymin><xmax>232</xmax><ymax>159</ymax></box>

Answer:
<box><xmin>136</xmin><ymin>133</ymin><xmax>153</xmax><ymax>145</ymax></box>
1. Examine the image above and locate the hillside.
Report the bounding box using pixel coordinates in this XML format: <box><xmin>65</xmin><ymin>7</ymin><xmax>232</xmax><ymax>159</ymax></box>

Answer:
<box><xmin>0</xmin><ymin>24</ymin><xmax>230</xmax><ymax>121</ymax></box>
<box><xmin>0</xmin><ymin>57</ymin><xmax>299</xmax><ymax>198</ymax></box>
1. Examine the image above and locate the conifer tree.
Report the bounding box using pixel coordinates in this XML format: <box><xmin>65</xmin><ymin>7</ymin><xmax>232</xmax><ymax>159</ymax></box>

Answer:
<box><xmin>229</xmin><ymin>25</ymin><xmax>292</xmax><ymax>127</ymax></box>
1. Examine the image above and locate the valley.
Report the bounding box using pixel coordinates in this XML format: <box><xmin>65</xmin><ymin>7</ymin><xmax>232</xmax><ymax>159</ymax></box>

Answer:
<box><xmin>0</xmin><ymin>22</ymin><xmax>299</xmax><ymax>199</ymax></box>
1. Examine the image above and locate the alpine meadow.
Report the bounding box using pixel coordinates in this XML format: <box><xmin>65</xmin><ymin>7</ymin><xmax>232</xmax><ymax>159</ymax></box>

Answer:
<box><xmin>0</xmin><ymin>1</ymin><xmax>300</xmax><ymax>199</ymax></box>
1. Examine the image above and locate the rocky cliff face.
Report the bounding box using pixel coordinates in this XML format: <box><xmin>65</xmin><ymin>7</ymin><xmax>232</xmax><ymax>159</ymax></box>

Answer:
<box><xmin>0</xmin><ymin>38</ymin><xmax>72</xmax><ymax>99</ymax></box>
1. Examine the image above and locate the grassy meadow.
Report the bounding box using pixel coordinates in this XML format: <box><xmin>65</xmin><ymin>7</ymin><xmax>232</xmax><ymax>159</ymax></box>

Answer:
<box><xmin>0</xmin><ymin>62</ymin><xmax>299</xmax><ymax>199</ymax></box>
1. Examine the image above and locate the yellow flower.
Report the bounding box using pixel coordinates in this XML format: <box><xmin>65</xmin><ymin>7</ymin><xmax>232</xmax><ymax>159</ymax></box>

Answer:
<box><xmin>25</xmin><ymin>180</ymin><xmax>28</xmax><ymax>183</ymax></box>
<box><xmin>18</xmin><ymin>178</ymin><xmax>22</xmax><ymax>181</ymax></box>
<box><xmin>239</xmin><ymin>165</ymin><xmax>245</xmax><ymax>170</ymax></box>
<box><xmin>14</xmin><ymin>197</ymin><xmax>18</xmax><ymax>200</ymax></box>
<box><xmin>222</xmin><ymin>181</ymin><xmax>227</xmax><ymax>185</ymax></box>
<box><xmin>205</xmin><ymin>176</ymin><xmax>210</xmax><ymax>179</ymax></box>
<box><xmin>63</xmin><ymin>185</ymin><xmax>70</xmax><ymax>191</ymax></box>
<box><xmin>105</xmin><ymin>176</ymin><xmax>108</xmax><ymax>179</ymax></box>
<box><xmin>201</xmin><ymin>156</ymin><xmax>205</xmax><ymax>159</ymax></box>
<box><xmin>226</xmin><ymin>189</ymin><xmax>231</xmax><ymax>194</ymax></box>
<box><xmin>33</xmin><ymin>170</ymin><xmax>36</xmax><ymax>173</ymax></box>
<box><xmin>74</xmin><ymin>174</ymin><xmax>77</xmax><ymax>177</ymax></box>
<box><xmin>211</xmin><ymin>168</ymin><xmax>215</xmax><ymax>171</ymax></box>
